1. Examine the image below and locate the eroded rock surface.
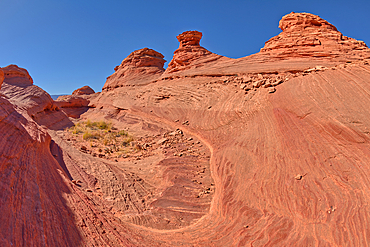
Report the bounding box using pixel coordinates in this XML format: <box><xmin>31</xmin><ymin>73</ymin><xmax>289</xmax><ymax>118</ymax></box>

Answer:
<box><xmin>102</xmin><ymin>48</ymin><xmax>166</xmax><ymax>91</ymax></box>
<box><xmin>260</xmin><ymin>12</ymin><xmax>369</xmax><ymax>59</ymax></box>
<box><xmin>164</xmin><ymin>31</ymin><xmax>225</xmax><ymax>74</ymax></box>
<box><xmin>3</xmin><ymin>12</ymin><xmax>370</xmax><ymax>247</ymax></box>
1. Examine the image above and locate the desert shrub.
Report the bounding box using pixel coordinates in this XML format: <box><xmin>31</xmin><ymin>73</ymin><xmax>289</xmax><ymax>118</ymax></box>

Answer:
<box><xmin>96</xmin><ymin>121</ymin><xmax>111</xmax><ymax>130</ymax></box>
<box><xmin>85</xmin><ymin>119</ymin><xmax>93</xmax><ymax>128</ymax></box>
<box><xmin>85</xmin><ymin>120</ymin><xmax>111</xmax><ymax>130</ymax></box>
<box><xmin>118</xmin><ymin>130</ymin><xmax>128</xmax><ymax>136</ymax></box>
<box><xmin>83</xmin><ymin>131</ymin><xmax>101</xmax><ymax>140</ymax></box>
<box><xmin>122</xmin><ymin>136</ymin><xmax>134</xmax><ymax>146</ymax></box>
<box><xmin>102</xmin><ymin>132</ymin><xmax>116</xmax><ymax>146</ymax></box>
<box><xmin>70</xmin><ymin>125</ymin><xmax>83</xmax><ymax>134</ymax></box>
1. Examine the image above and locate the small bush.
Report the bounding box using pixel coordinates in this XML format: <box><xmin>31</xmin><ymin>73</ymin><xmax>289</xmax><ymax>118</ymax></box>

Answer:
<box><xmin>70</xmin><ymin>125</ymin><xmax>83</xmax><ymax>134</ymax></box>
<box><xmin>118</xmin><ymin>130</ymin><xmax>128</xmax><ymax>136</ymax></box>
<box><xmin>86</xmin><ymin>119</ymin><xmax>93</xmax><ymax>128</ymax></box>
<box><xmin>96</xmin><ymin>121</ymin><xmax>111</xmax><ymax>130</ymax></box>
<box><xmin>122</xmin><ymin>136</ymin><xmax>134</xmax><ymax>146</ymax></box>
<box><xmin>83</xmin><ymin>131</ymin><xmax>101</xmax><ymax>140</ymax></box>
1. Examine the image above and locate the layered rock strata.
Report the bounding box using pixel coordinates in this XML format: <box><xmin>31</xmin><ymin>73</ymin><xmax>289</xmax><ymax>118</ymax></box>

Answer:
<box><xmin>102</xmin><ymin>48</ymin><xmax>166</xmax><ymax>91</ymax></box>
<box><xmin>164</xmin><ymin>31</ymin><xmax>224</xmax><ymax>74</ymax></box>
<box><xmin>260</xmin><ymin>12</ymin><xmax>369</xmax><ymax>59</ymax></box>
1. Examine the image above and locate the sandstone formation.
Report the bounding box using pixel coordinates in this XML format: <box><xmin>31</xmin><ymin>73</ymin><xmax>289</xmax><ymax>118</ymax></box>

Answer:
<box><xmin>0</xmin><ymin>69</ymin><xmax>4</xmax><ymax>89</ymax></box>
<box><xmin>164</xmin><ymin>31</ymin><xmax>226</xmax><ymax>74</ymax></box>
<box><xmin>72</xmin><ymin>85</ymin><xmax>95</xmax><ymax>95</ymax></box>
<box><xmin>3</xmin><ymin>12</ymin><xmax>370</xmax><ymax>246</ymax></box>
<box><xmin>54</xmin><ymin>95</ymin><xmax>90</xmax><ymax>118</ymax></box>
<box><xmin>102</xmin><ymin>48</ymin><xmax>166</xmax><ymax>91</ymax></box>
<box><xmin>260</xmin><ymin>12</ymin><xmax>369</xmax><ymax>59</ymax></box>
<box><xmin>0</xmin><ymin>65</ymin><xmax>73</xmax><ymax>130</ymax></box>
<box><xmin>2</xmin><ymin>64</ymin><xmax>33</xmax><ymax>86</ymax></box>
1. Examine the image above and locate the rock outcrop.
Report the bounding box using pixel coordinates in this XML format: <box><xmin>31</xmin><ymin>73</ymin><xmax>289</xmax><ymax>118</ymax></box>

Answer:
<box><xmin>2</xmin><ymin>64</ymin><xmax>33</xmax><ymax>86</ymax></box>
<box><xmin>0</xmin><ymin>65</ymin><xmax>72</xmax><ymax>129</ymax></box>
<box><xmin>0</xmin><ymin>69</ymin><xmax>4</xmax><ymax>89</ymax></box>
<box><xmin>0</xmin><ymin>95</ymin><xmax>82</xmax><ymax>246</ymax></box>
<box><xmin>0</xmin><ymin>65</ymin><xmax>55</xmax><ymax>117</ymax></box>
<box><xmin>102</xmin><ymin>48</ymin><xmax>166</xmax><ymax>91</ymax></box>
<box><xmin>72</xmin><ymin>85</ymin><xmax>95</xmax><ymax>95</ymax></box>
<box><xmin>260</xmin><ymin>12</ymin><xmax>369</xmax><ymax>59</ymax></box>
<box><xmin>164</xmin><ymin>31</ymin><xmax>224</xmax><ymax>74</ymax></box>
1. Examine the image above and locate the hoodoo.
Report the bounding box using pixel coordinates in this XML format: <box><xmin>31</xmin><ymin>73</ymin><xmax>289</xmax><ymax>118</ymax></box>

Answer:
<box><xmin>165</xmin><ymin>30</ymin><xmax>224</xmax><ymax>73</ymax></box>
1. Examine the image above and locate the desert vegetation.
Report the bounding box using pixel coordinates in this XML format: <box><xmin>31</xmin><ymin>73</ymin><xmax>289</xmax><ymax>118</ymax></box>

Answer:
<box><xmin>65</xmin><ymin>120</ymin><xmax>137</xmax><ymax>159</ymax></box>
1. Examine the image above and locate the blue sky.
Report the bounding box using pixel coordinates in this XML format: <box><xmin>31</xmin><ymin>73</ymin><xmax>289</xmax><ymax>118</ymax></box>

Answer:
<box><xmin>1</xmin><ymin>0</ymin><xmax>370</xmax><ymax>95</ymax></box>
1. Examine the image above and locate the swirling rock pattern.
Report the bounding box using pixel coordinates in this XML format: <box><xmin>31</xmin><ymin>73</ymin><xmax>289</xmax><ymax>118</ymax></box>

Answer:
<box><xmin>2</xmin><ymin>12</ymin><xmax>370</xmax><ymax>246</ymax></box>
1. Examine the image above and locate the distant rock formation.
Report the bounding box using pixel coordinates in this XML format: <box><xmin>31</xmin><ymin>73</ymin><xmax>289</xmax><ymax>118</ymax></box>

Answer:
<box><xmin>260</xmin><ymin>12</ymin><xmax>369</xmax><ymax>59</ymax></box>
<box><xmin>164</xmin><ymin>31</ymin><xmax>224</xmax><ymax>74</ymax></box>
<box><xmin>72</xmin><ymin>85</ymin><xmax>95</xmax><ymax>96</ymax></box>
<box><xmin>102</xmin><ymin>48</ymin><xmax>166</xmax><ymax>91</ymax></box>
<box><xmin>54</xmin><ymin>95</ymin><xmax>89</xmax><ymax>108</ymax></box>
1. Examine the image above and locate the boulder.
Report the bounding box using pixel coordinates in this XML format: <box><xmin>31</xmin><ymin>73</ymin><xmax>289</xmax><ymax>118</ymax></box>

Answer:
<box><xmin>72</xmin><ymin>85</ymin><xmax>95</xmax><ymax>95</ymax></box>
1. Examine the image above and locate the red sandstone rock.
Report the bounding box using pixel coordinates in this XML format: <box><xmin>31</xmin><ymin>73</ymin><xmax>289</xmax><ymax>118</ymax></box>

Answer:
<box><xmin>260</xmin><ymin>12</ymin><xmax>369</xmax><ymax>58</ymax></box>
<box><xmin>0</xmin><ymin>69</ymin><xmax>4</xmax><ymax>89</ymax></box>
<box><xmin>0</xmin><ymin>65</ymin><xmax>73</xmax><ymax>129</ymax></box>
<box><xmin>164</xmin><ymin>31</ymin><xmax>225</xmax><ymax>74</ymax></box>
<box><xmin>0</xmin><ymin>65</ymin><xmax>55</xmax><ymax>117</ymax></box>
<box><xmin>54</xmin><ymin>95</ymin><xmax>89</xmax><ymax>108</ymax></box>
<box><xmin>2</xmin><ymin>64</ymin><xmax>33</xmax><ymax>86</ymax></box>
<box><xmin>72</xmin><ymin>85</ymin><xmax>95</xmax><ymax>95</ymax></box>
<box><xmin>3</xmin><ymin>12</ymin><xmax>370</xmax><ymax>247</ymax></box>
<box><xmin>102</xmin><ymin>48</ymin><xmax>166</xmax><ymax>91</ymax></box>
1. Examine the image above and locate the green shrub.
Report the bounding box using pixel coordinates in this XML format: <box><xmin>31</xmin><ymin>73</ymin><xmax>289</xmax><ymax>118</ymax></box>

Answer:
<box><xmin>83</xmin><ymin>131</ymin><xmax>101</xmax><ymax>140</ymax></box>
<box><xmin>86</xmin><ymin>119</ymin><xmax>93</xmax><ymax>128</ymax></box>
<box><xmin>118</xmin><ymin>130</ymin><xmax>128</xmax><ymax>136</ymax></box>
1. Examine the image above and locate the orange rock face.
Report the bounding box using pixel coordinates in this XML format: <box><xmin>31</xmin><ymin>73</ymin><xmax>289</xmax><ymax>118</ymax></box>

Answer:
<box><xmin>0</xmin><ymin>69</ymin><xmax>4</xmax><ymax>89</ymax></box>
<box><xmin>165</xmin><ymin>31</ymin><xmax>224</xmax><ymax>74</ymax></box>
<box><xmin>2</xmin><ymin>64</ymin><xmax>33</xmax><ymax>86</ymax></box>
<box><xmin>102</xmin><ymin>48</ymin><xmax>166</xmax><ymax>91</ymax></box>
<box><xmin>3</xmin><ymin>12</ymin><xmax>370</xmax><ymax>246</ymax></box>
<box><xmin>261</xmin><ymin>12</ymin><xmax>369</xmax><ymax>59</ymax></box>
<box><xmin>72</xmin><ymin>85</ymin><xmax>95</xmax><ymax>95</ymax></box>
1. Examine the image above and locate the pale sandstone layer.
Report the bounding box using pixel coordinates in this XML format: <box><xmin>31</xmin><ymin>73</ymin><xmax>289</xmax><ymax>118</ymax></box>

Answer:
<box><xmin>2</xmin><ymin>12</ymin><xmax>370</xmax><ymax>246</ymax></box>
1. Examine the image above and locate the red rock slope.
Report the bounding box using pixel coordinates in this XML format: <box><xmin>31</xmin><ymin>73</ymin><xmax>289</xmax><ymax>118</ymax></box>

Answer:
<box><xmin>3</xmin><ymin>12</ymin><xmax>370</xmax><ymax>246</ymax></box>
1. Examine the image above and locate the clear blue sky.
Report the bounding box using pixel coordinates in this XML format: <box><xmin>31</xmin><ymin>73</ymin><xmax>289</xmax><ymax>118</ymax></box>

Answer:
<box><xmin>1</xmin><ymin>0</ymin><xmax>369</xmax><ymax>95</ymax></box>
